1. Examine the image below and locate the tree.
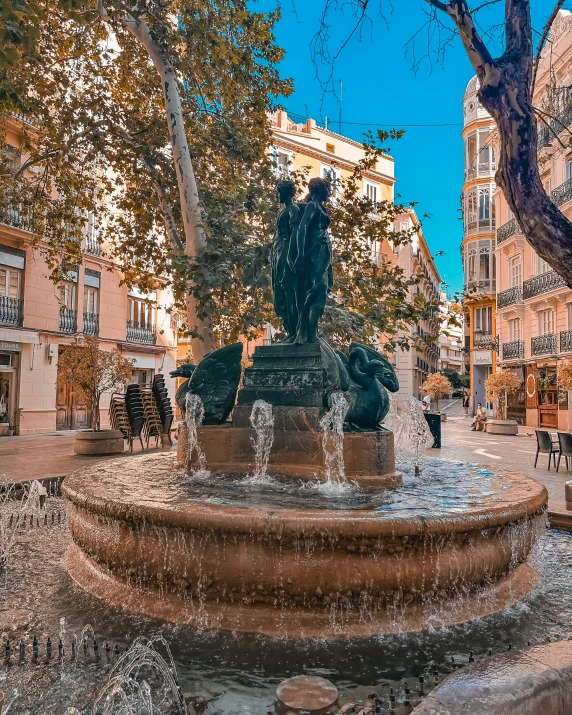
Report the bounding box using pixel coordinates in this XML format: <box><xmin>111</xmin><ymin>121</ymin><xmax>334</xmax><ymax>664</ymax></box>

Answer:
<box><xmin>57</xmin><ymin>336</ymin><xmax>134</xmax><ymax>431</ymax></box>
<box><xmin>0</xmin><ymin>0</ymin><xmax>291</xmax><ymax>362</ymax></box>
<box><xmin>422</xmin><ymin>373</ymin><xmax>452</xmax><ymax>410</ymax></box>
<box><xmin>441</xmin><ymin>367</ymin><xmax>463</xmax><ymax>389</ymax></box>
<box><xmin>558</xmin><ymin>360</ymin><xmax>572</xmax><ymax>391</ymax></box>
<box><xmin>304</xmin><ymin>1</ymin><xmax>572</xmax><ymax>288</ymax></box>
<box><xmin>485</xmin><ymin>370</ymin><xmax>521</xmax><ymax>420</ymax></box>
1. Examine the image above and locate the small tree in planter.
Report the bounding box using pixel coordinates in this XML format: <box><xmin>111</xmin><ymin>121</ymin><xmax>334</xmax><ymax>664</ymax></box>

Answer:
<box><xmin>421</xmin><ymin>373</ymin><xmax>452</xmax><ymax>413</ymax></box>
<box><xmin>58</xmin><ymin>335</ymin><xmax>134</xmax><ymax>435</ymax></box>
<box><xmin>484</xmin><ymin>370</ymin><xmax>521</xmax><ymax>435</ymax></box>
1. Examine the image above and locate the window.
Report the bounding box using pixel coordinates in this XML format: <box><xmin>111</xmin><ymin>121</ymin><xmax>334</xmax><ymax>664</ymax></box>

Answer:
<box><xmin>466</xmin><ymin>247</ymin><xmax>477</xmax><ymax>284</ymax></box>
<box><xmin>272</xmin><ymin>148</ymin><xmax>292</xmax><ymax>177</ymax></box>
<box><xmin>537</xmin><ymin>254</ymin><xmax>551</xmax><ymax>275</ymax></box>
<box><xmin>474</xmin><ymin>306</ymin><xmax>492</xmax><ymax>334</ymax></box>
<box><xmin>538</xmin><ymin>309</ymin><xmax>555</xmax><ymax>336</ymax></box>
<box><xmin>465</xmin><ymin>188</ymin><xmax>477</xmax><ymax>231</ymax></box>
<box><xmin>465</xmin><ymin>132</ymin><xmax>477</xmax><ymax>173</ymax></box>
<box><xmin>567</xmin><ymin>303</ymin><xmax>572</xmax><ymax>329</ymax></box>
<box><xmin>479</xmin><ymin>246</ymin><xmax>490</xmax><ymax>281</ymax></box>
<box><xmin>364</xmin><ymin>180</ymin><xmax>380</xmax><ymax>204</ymax></box>
<box><xmin>84</xmin><ymin>286</ymin><xmax>98</xmax><ymax>315</ymax></box>
<box><xmin>478</xmin><ymin>187</ymin><xmax>491</xmax><ymax>225</ymax></box>
<box><xmin>508</xmin><ymin>318</ymin><xmax>522</xmax><ymax>342</ymax></box>
<box><xmin>0</xmin><ymin>266</ymin><xmax>21</xmax><ymax>298</ymax></box>
<box><xmin>509</xmin><ymin>256</ymin><xmax>522</xmax><ymax>287</ymax></box>
<box><xmin>477</xmin><ymin>129</ymin><xmax>495</xmax><ymax>174</ymax></box>
<box><xmin>543</xmin><ymin>177</ymin><xmax>551</xmax><ymax>194</ymax></box>
<box><xmin>566</xmin><ymin>160</ymin><xmax>572</xmax><ymax>182</ymax></box>
<box><xmin>129</xmin><ymin>297</ymin><xmax>155</xmax><ymax>328</ymax></box>
<box><xmin>321</xmin><ymin>165</ymin><xmax>341</xmax><ymax>196</ymax></box>
<box><xmin>61</xmin><ymin>281</ymin><xmax>76</xmax><ymax>309</ymax></box>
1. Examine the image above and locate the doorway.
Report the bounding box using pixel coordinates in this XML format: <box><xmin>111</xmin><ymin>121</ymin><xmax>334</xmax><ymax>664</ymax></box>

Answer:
<box><xmin>56</xmin><ymin>348</ymin><xmax>90</xmax><ymax>430</ymax></box>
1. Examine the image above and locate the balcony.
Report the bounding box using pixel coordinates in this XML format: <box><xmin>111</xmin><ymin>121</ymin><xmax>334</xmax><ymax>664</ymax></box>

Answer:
<box><xmin>0</xmin><ymin>296</ymin><xmax>23</xmax><ymax>327</ymax></box>
<box><xmin>497</xmin><ymin>285</ymin><xmax>523</xmax><ymax>309</ymax></box>
<box><xmin>523</xmin><ymin>270</ymin><xmax>567</xmax><ymax>299</ymax></box>
<box><xmin>0</xmin><ymin>204</ymin><xmax>34</xmax><ymax>232</ymax></box>
<box><xmin>83</xmin><ymin>312</ymin><xmax>99</xmax><ymax>336</ymax></box>
<box><xmin>496</xmin><ymin>218</ymin><xmax>521</xmax><ymax>245</ymax></box>
<box><xmin>551</xmin><ymin>177</ymin><xmax>572</xmax><ymax>208</ymax></box>
<box><xmin>59</xmin><ymin>308</ymin><xmax>77</xmax><ymax>334</ymax></box>
<box><xmin>81</xmin><ymin>234</ymin><xmax>103</xmax><ymax>257</ymax></box>
<box><xmin>502</xmin><ymin>340</ymin><xmax>524</xmax><ymax>361</ymax></box>
<box><xmin>531</xmin><ymin>333</ymin><xmax>557</xmax><ymax>356</ymax></box>
<box><xmin>473</xmin><ymin>334</ymin><xmax>498</xmax><ymax>350</ymax></box>
<box><xmin>126</xmin><ymin>319</ymin><xmax>156</xmax><ymax>344</ymax></box>
<box><xmin>561</xmin><ymin>330</ymin><xmax>572</xmax><ymax>353</ymax></box>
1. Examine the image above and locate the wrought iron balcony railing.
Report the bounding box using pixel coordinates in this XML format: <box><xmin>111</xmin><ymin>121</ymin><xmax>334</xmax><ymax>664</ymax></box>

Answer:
<box><xmin>473</xmin><ymin>333</ymin><xmax>493</xmax><ymax>349</ymax></box>
<box><xmin>0</xmin><ymin>296</ymin><xmax>23</xmax><ymax>327</ymax></box>
<box><xmin>551</xmin><ymin>177</ymin><xmax>572</xmax><ymax>208</ymax></box>
<box><xmin>0</xmin><ymin>204</ymin><xmax>34</xmax><ymax>232</ymax></box>
<box><xmin>497</xmin><ymin>285</ymin><xmax>523</xmax><ymax>309</ymax></box>
<box><xmin>561</xmin><ymin>330</ymin><xmax>572</xmax><ymax>353</ymax></box>
<box><xmin>531</xmin><ymin>333</ymin><xmax>557</xmax><ymax>356</ymax></box>
<box><xmin>496</xmin><ymin>217</ymin><xmax>521</xmax><ymax>245</ymax></box>
<box><xmin>83</xmin><ymin>312</ymin><xmax>99</xmax><ymax>336</ymax></box>
<box><xmin>59</xmin><ymin>308</ymin><xmax>77</xmax><ymax>334</ymax></box>
<box><xmin>523</xmin><ymin>270</ymin><xmax>567</xmax><ymax>299</ymax></box>
<box><xmin>502</xmin><ymin>340</ymin><xmax>524</xmax><ymax>361</ymax></box>
<box><xmin>81</xmin><ymin>234</ymin><xmax>103</xmax><ymax>257</ymax></box>
<box><xmin>126</xmin><ymin>319</ymin><xmax>157</xmax><ymax>344</ymax></box>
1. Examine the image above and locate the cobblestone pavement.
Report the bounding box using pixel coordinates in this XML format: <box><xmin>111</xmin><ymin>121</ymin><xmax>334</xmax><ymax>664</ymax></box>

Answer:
<box><xmin>432</xmin><ymin>400</ymin><xmax>568</xmax><ymax>505</ymax></box>
<box><xmin>0</xmin><ymin>430</ymin><xmax>173</xmax><ymax>484</ymax></box>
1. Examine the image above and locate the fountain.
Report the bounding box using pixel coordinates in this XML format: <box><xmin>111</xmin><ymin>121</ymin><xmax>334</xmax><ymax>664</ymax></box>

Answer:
<box><xmin>62</xmin><ymin>177</ymin><xmax>547</xmax><ymax>639</ymax></box>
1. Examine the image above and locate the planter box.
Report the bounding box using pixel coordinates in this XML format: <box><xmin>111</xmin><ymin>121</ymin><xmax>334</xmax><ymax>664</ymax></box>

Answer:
<box><xmin>485</xmin><ymin>419</ymin><xmax>519</xmax><ymax>436</ymax></box>
<box><xmin>74</xmin><ymin>429</ymin><xmax>124</xmax><ymax>456</ymax></box>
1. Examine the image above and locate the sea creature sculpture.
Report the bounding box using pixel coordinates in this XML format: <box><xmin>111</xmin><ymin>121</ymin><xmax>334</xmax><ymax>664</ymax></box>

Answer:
<box><xmin>169</xmin><ymin>343</ymin><xmax>243</xmax><ymax>423</ymax></box>
<box><xmin>334</xmin><ymin>342</ymin><xmax>399</xmax><ymax>431</ymax></box>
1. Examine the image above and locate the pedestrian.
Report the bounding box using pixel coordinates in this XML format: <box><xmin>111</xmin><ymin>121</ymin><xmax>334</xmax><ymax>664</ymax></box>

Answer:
<box><xmin>471</xmin><ymin>403</ymin><xmax>487</xmax><ymax>431</ymax></box>
<box><xmin>421</xmin><ymin>388</ymin><xmax>431</xmax><ymax>412</ymax></box>
<box><xmin>463</xmin><ymin>391</ymin><xmax>470</xmax><ymax>418</ymax></box>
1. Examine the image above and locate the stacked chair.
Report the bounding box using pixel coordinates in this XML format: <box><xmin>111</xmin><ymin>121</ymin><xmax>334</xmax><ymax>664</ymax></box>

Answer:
<box><xmin>124</xmin><ymin>384</ymin><xmax>146</xmax><ymax>452</ymax></box>
<box><xmin>109</xmin><ymin>393</ymin><xmax>133</xmax><ymax>448</ymax></box>
<box><xmin>152</xmin><ymin>374</ymin><xmax>174</xmax><ymax>445</ymax></box>
<box><xmin>141</xmin><ymin>385</ymin><xmax>164</xmax><ymax>448</ymax></box>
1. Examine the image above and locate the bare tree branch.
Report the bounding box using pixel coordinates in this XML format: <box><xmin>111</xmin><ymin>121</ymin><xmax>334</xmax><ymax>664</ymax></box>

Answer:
<box><xmin>531</xmin><ymin>0</ymin><xmax>566</xmax><ymax>93</ymax></box>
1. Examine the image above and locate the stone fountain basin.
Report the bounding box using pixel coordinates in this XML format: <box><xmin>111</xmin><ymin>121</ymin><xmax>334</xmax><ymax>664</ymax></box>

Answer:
<box><xmin>63</xmin><ymin>453</ymin><xmax>547</xmax><ymax>638</ymax></box>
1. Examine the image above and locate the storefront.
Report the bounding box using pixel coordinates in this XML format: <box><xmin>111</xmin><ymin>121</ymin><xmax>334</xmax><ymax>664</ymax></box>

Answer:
<box><xmin>472</xmin><ymin>350</ymin><xmax>493</xmax><ymax>415</ymax></box>
<box><xmin>0</xmin><ymin>340</ymin><xmax>21</xmax><ymax>434</ymax></box>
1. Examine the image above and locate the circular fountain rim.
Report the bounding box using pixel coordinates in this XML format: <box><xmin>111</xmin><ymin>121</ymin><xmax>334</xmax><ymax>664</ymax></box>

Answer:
<box><xmin>62</xmin><ymin>453</ymin><xmax>548</xmax><ymax>539</ymax></box>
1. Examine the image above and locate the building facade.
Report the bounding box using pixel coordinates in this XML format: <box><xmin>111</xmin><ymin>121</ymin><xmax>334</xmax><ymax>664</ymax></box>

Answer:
<box><xmin>461</xmin><ymin>76</ymin><xmax>498</xmax><ymax>414</ymax></box>
<box><xmin>391</xmin><ymin>210</ymin><xmax>442</xmax><ymax>398</ymax></box>
<box><xmin>495</xmin><ymin>9</ymin><xmax>572</xmax><ymax>429</ymax></box>
<box><xmin>439</xmin><ymin>293</ymin><xmax>465</xmax><ymax>375</ymax></box>
<box><xmin>0</xmin><ymin>114</ymin><xmax>178</xmax><ymax>435</ymax></box>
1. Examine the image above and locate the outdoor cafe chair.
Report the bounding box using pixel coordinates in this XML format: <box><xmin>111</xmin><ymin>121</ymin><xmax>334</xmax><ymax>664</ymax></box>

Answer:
<box><xmin>534</xmin><ymin>430</ymin><xmax>560</xmax><ymax>471</ymax></box>
<box><xmin>557</xmin><ymin>432</ymin><xmax>572</xmax><ymax>473</ymax></box>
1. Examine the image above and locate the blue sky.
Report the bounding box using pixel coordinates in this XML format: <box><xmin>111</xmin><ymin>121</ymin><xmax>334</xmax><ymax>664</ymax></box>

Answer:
<box><xmin>256</xmin><ymin>1</ymin><xmax>559</xmax><ymax>296</ymax></box>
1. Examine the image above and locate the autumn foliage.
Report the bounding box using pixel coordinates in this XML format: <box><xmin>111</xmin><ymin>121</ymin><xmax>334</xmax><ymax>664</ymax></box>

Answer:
<box><xmin>421</xmin><ymin>373</ymin><xmax>452</xmax><ymax>411</ymax></box>
<box><xmin>485</xmin><ymin>371</ymin><xmax>521</xmax><ymax>420</ymax></box>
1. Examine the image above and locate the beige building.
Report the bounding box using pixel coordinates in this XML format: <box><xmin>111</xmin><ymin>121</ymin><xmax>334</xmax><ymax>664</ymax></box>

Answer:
<box><xmin>439</xmin><ymin>293</ymin><xmax>465</xmax><ymax>375</ymax></box>
<box><xmin>495</xmin><ymin>9</ymin><xmax>572</xmax><ymax>429</ymax></box>
<box><xmin>1</xmin><ymin>114</ymin><xmax>178</xmax><ymax>435</ymax></box>
<box><xmin>391</xmin><ymin>210</ymin><xmax>442</xmax><ymax>397</ymax></box>
<box><xmin>461</xmin><ymin>76</ymin><xmax>498</xmax><ymax>416</ymax></box>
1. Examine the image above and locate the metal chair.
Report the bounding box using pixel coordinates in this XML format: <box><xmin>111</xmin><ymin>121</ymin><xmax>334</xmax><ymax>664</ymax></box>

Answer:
<box><xmin>534</xmin><ymin>430</ymin><xmax>560</xmax><ymax>470</ymax></box>
<box><xmin>557</xmin><ymin>432</ymin><xmax>572</xmax><ymax>472</ymax></box>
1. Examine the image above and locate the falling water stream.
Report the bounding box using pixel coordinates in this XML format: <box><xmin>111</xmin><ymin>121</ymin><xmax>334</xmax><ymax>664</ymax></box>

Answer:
<box><xmin>249</xmin><ymin>400</ymin><xmax>274</xmax><ymax>480</ymax></box>
<box><xmin>319</xmin><ymin>391</ymin><xmax>349</xmax><ymax>485</ymax></box>
<box><xmin>184</xmin><ymin>394</ymin><xmax>208</xmax><ymax>477</ymax></box>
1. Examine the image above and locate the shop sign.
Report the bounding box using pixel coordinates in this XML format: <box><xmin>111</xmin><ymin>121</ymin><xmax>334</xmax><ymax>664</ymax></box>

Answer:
<box><xmin>0</xmin><ymin>341</ymin><xmax>22</xmax><ymax>352</ymax></box>
<box><xmin>473</xmin><ymin>350</ymin><xmax>492</xmax><ymax>366</ymax></box>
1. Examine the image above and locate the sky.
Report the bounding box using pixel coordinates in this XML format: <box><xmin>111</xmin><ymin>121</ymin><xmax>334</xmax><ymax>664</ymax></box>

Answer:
<box><xmin>256</xmin><ymin>0</ymin><xmax>559</xmax><ymax>296</ymax></box>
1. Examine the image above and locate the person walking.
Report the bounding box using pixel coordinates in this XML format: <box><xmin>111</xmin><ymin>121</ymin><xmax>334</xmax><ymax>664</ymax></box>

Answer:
<box><xmin>471</xmin><ymin>403</ymin><xmax>487</xmax><ymax>431</ymax></box>
<box><xmin>421</xmin><ymin>388</ymin><xmax>431</xmax><ymax>412</ymax></box>
<box><xmin>463</xmin><ymin>391</ymin><xmax>470</xmax><ymax>418</ymax></box>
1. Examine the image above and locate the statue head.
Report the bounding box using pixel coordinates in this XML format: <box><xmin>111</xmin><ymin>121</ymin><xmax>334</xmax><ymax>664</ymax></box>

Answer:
<box><xmin>277</xmin><ymin>179</ymin><xmax>296</xmax><ymax>204</ymax></box>
<box><xmin>307</xmin><ymin>177</ymin><xmax>332</xmax><ymax>203</ymax></box>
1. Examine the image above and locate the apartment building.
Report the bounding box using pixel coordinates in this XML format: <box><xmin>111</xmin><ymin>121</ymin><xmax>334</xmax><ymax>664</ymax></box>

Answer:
<box><xmin>391</xmin><ymin>210</ymin><xmax>442</xmax><ymax>397</ymax></box>
<box><xmin>494</xmin><ymin>9</ymin><xmax>572</xmax><ymax>430</ymax></box>
<box><xmin>439</xmin><ymin>293</ymin><xmax>465</xmax><ymax>375</ymax></box>
<box><xmin>0</xmin><ymin>113</ymin><xmax>177</xmax><ymax>435</ymax></box>
<box><xmin>461</xmin><ymin>75</ymin><xmax>498</xmax><ymax>414</ymax></box>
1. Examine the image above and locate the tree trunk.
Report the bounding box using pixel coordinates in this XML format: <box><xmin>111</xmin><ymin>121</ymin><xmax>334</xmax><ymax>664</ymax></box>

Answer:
<box><xmin>117</xmin><ymin>12</ymin><xmax>216</xmax><ymax>361</ymax></box>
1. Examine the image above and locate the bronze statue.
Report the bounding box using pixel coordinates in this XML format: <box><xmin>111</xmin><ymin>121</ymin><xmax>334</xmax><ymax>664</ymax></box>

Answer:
<box><xmin>289</xmin><ymin>177</ymin><xmax>333</xmax><ymax>344</ymax></box>
<box><xmin>271</xmin><ymin>179</ymin><xmax>302</xmax><ymax>342</ymax></box>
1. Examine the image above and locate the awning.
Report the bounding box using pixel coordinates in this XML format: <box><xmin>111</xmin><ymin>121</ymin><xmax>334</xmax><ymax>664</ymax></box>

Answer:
<box><xmin>118</xmin><ymin>342</ymin><xmax>167</xmax><ymax>355</ymax></box>
<box><xmin>0</xmin><ymin>328</ymin><xmax>39</xmax><ymax>344</ymax></box>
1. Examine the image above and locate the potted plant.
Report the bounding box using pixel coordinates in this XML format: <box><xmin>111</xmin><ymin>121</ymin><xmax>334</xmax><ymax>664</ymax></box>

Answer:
<box><xmin>6</xmin><ymin>408</ymin><xmax>24</xmax><ymax>436</ymax></box>
<box><xmin>421</xmin><ymin>373</ymin><xmax>453</xmax><ymax>421</ymax></box>
<box><xmin>484</xmin><ymin>370</ymin><xmax>521</xmax><ymax>435</ymax></box>
<box><xmin>57</xmin><ymin>335</ymin><xmax>134</xmax><ymax>455</ymax></box>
